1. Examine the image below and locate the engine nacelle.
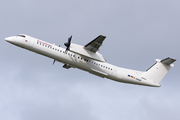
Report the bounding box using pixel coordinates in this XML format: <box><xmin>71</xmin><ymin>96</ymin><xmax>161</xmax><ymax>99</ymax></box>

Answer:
<box><xmin>70</xmin><ymin>43</ymin><xmax>106</xmax><ymax>62</ymax></box>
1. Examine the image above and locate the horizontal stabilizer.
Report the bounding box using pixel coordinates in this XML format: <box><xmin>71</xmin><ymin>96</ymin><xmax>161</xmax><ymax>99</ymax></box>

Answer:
<box><xmin>161</xmin><ymin>57</ymin><xmax>176</xmax><ymax>66</ymax></box>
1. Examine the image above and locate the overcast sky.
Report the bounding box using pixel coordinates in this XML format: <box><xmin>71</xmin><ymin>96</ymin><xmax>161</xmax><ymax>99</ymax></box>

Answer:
<box><xmin>1</xmin><ymin>0</ymin><xmax>180</xmax><ymax>120</ymax></box>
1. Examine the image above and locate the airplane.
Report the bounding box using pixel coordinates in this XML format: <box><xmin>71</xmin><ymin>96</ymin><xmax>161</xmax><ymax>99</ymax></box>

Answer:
<box><xmin>5</xmin><ymin>34</ymin><xmax>176</xmax><ymax>87</ymax></box>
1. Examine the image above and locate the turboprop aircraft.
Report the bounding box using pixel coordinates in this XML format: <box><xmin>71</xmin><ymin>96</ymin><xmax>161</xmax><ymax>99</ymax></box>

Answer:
<box><xmin>5</xmin><ymin>34</ymin><xmax>176</xmax><ymax>87</ymax></box>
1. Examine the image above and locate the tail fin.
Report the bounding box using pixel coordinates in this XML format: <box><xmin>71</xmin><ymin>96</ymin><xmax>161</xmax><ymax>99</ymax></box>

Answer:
<box><xmin>141</xmin><ymin>57</ymin><xmax>176</xmax><ymax>84</ymax></box>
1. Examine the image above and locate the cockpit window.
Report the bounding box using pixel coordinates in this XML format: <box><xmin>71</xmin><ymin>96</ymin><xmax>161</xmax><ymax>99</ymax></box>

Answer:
<box><xmin>17</xmin><ymin>35</ymin><xmax>26</xmax><ymax>38</ymax></box>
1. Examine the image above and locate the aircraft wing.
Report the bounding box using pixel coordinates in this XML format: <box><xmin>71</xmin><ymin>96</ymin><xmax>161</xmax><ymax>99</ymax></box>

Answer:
<box><xmin>84</xmin><ymin>35</ymin><xmax>106</xmax><ymax>53</ymax></box>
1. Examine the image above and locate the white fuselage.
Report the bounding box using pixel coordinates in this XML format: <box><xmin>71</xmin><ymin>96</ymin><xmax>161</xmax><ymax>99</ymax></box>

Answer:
<box><xmin>5</xmin><ymin>34</ymin><xmax>161</xmax><ymax>87</ymax></box>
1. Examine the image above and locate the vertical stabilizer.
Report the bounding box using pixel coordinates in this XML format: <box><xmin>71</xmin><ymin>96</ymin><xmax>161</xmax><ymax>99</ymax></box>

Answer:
<box><xmin>141</xmin><ymin>57</ymin><xmax>176</xmax><ymax>84</ymax></box>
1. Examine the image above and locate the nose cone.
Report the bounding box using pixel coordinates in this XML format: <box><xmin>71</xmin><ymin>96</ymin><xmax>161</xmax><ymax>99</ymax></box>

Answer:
<box><xmin>5</xmin><ymin>36</ymin><xmax>15</xmax><ymax>43</ymax></box>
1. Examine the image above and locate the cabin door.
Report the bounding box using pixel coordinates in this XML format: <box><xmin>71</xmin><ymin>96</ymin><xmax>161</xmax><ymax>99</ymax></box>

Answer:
<box><xmin>112</xmin><ymin>68</ymin><xmax>117</xmax><ymax>77</ymax></box>
<box><xmin>29</xmin><ymin>38</ymin><xmax>34</xmax><ymax>47</ymax></box>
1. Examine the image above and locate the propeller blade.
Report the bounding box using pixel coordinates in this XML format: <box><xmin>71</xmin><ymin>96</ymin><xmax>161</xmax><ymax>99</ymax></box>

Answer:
<box><xmin>64</xmin><ymin>35</ymin><xmax>72</xmax><ymax>52</ymax></box>
<box><xmin>53</xmin><ymin>59</ymin><xmax>56</xmax><ymax>65</ymax></box>
<box><xmin>68</xmin><ymin>35</ymin><xmax>72</xmax><ymax>43</ymax></box>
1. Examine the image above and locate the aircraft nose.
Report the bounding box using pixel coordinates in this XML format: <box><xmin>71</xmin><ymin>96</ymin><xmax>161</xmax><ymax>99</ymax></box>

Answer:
<box><xmin>5</xmin><ymin>36</ymin><xmax>14</xmax><ymax>43</ymax></box>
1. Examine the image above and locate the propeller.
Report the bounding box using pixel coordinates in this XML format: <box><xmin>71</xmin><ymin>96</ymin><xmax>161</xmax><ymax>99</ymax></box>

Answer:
<box><xmin>64</xmin><ymin>35</ymin><xmax>72</xmax><ymax>52</ymax></box>
<box><xmin>53</xmin><ymin>45</ymin><xmax>60</xmax><ymax>65</ymax></box>
<box><xmin>53</xmin><ymin>35</ymin><xmax>72</xmax><ymax>65</ymax></box>
<box><xmin>53</xmin><ymin>59</ymin><xmax>56</xmax><ymax>65</ymax></box>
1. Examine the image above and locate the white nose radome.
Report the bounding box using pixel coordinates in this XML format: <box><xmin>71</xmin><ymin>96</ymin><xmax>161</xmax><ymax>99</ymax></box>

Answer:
<box><xmin>5</xmin><ymin>36</ymin><xmax>15</xmax><ymax>43</ymax></box>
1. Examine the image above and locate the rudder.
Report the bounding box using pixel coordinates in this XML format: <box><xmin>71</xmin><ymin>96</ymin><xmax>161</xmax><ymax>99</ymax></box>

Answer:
<box><xmin>141</xmin><ymin>57</ymin><xmax>176</xmax><ymax>84</ymax></box>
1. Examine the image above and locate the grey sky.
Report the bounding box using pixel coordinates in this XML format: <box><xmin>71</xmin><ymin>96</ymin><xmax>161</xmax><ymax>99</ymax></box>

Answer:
<box><xmin>1</xmin><ymin>0</ymin><xmax>180</xmax><ymax>120</ymax></box>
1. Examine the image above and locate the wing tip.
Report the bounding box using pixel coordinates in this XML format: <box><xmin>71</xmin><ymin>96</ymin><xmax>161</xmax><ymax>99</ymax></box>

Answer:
<box><xmin>99</xmin><ymin>35</ymin><xmax>106</xmax><ymax>38</ymax></box>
